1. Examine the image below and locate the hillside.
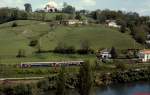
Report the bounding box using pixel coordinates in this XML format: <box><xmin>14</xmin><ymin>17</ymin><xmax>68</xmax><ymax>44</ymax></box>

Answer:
<box><xmin>0</xmin><ymin>20</ymin><xmax>143</xmax><ymax>64</ymax></box>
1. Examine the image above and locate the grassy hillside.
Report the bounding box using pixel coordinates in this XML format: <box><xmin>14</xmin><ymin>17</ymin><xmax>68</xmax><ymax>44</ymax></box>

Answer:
<box><xmin>0</xmin><ymin>20</ymin><xmax>143</xmax><ymax>64</ymax></box>
<box><xmin>43</xmin><ymin>25</ymin><xmax>142</xmax><ymax>50</ymax></box>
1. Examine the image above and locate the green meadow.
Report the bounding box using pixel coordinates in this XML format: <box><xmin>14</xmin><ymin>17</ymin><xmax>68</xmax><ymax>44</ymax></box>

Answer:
<box><xmin>0</xmin><ymin>20</ymin><xmax>142</xmax><ymax>64</ymax></box>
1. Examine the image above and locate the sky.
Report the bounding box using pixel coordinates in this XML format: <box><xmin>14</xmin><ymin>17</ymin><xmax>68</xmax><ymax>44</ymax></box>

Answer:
<box><xmin>0</xmin><ymin>0</ymin><xmax>150</xmax><ymax>16</ymax></box>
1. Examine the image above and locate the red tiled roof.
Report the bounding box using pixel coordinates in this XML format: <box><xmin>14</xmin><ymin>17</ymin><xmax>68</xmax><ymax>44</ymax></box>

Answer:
<box><xmin>140</xmin><ymin>50</ymin><xmax>150</xmax><ymax>54</ymax></box>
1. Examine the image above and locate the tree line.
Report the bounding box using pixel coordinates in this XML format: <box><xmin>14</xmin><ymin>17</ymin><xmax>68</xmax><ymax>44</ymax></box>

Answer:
<box><xmin>1</xmin><ymin>2</ymin><xmax>150</xmax><ymax>45</ymax></box>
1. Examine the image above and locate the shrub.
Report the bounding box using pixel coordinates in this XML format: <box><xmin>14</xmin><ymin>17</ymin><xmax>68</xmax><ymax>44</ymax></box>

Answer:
<box><xmin>13</xmin><ymin>84</ymin><xmax>32</xmax><ymax>95</ymax></box>
<box><xmin>110</xmin><ymin>47</ymin><xmax>118</xmax><ymax>59</ymax></box>
<box><xmin>77</xmin><ymin>49</ymin><xmax>93</xmax><ymax>54</ymax></box>
<box><xmin>77</xmin><ymin>40</ymin><xmax>93</xmax><ymax>54</ymax></box>
<box><xmin>115</xmin><ymin>63</ymin><xmax>126</xmax><ymax>71</ymax></box>
<box><xmin>12</xmin><ymin>22</ymin><xmax>18</xmax><ymax>27</ymax></box>
<box><xmin>29</xmin><ymin>40</ymin><xmax>38</xmax><ymax>47</ymax></box>
<box><xmin>54</xmin><ymin>42</ymin><xmax>75</xmax><ymax>54</ymax></box>
<box><xmin>16</xmin><ymin>49</ymin><xmax>26</xmax><ymax>58</ymax></box>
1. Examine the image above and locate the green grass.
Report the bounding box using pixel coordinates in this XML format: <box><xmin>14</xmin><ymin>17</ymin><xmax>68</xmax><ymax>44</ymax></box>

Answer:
<box><xmin>42</xmin><ymin>24</ymin><xmax>142</xmax><ymax>50</ymax></box>
<box><xmin>0</xmin><ymin>20</ymin><xmax>143</xmax><ymax>64</ymax></box>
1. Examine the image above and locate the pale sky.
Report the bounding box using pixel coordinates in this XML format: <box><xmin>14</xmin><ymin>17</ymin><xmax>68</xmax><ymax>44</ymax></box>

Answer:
<box><xmin>0</xmin><ymin>0</ymin><xmax>150</xmax><ymax>16</ymax></box>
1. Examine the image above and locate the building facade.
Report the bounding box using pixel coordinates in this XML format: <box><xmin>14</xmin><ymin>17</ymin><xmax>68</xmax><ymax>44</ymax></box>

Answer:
<box><xmin>138</xmin><ymin>49</ymin><xmax>150</xmax><ymax>62</ymax></box>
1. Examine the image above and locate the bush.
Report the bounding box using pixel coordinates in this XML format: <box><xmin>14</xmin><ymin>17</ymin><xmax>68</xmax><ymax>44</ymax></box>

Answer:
<box><xmin>13</xmin><ymin>84</ymin><xmax>32</xmax><ymax>95</ymax></box>
<box><xmin>115</xmin><ymin>63</ymin><xmax>126</xmax><ymax>71</ymax></box>
<box><xmin>16</xmin><ymin>49</ymin><xmax>26</xmax><ymax>58</ymax></box>
<box><xmin>54</xmin><ymin>42</ymin><xmax>76</xmax><ymax>54</ymax></box>
<box><xmin>77</xmin><ymin>49</ymin><xmax>94</xmax><ymax>54</ymax></box>
<box><xmin>110</xmin><ymin>47</ymin><xmax>118</xmax><ymax>59</ymax></box>
<box><xmin>12</xmin><ymin>22</ymin><xmax>18</xmax><ymax>27</ymax></box>
<box><xmin>77</xmin><ymin>40</ymin><xmax>93</xmax><ymax>54</ymax></box>
<box><xmin>29</xmin><ymin>40</ymin><xmax>38</xmax><ymax>47</ymax></box>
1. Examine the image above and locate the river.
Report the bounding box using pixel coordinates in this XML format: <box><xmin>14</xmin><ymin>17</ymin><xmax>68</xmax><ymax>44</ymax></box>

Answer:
<box><xmin>45</xmin><ymin>81</ymin><xmax>150</xmax><ymax>95</ymax></box>
<box><xmin>96</xmin><ymin>82</ymin><xmax>150</xmax><ymax>95</ymax></box>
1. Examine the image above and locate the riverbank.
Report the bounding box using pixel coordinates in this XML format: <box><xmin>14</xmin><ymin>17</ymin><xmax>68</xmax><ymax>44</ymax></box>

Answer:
<box><xmin>0</xmin><ymin>64</ymin><xmax>150</xmax><ymax>95</ymax></box>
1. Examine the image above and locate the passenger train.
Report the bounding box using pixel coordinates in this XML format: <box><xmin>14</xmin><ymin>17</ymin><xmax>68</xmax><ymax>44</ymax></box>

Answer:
<box><xmin>19</xmin><ymin>61</ymin><xmax>84</xmax><ymax>68</ymax></box>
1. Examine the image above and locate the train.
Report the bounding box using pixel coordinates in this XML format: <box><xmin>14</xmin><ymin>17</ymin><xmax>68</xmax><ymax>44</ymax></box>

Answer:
<box><xmin>19</xmin><ymin>61</ymin><xmax>84</xmax><ymax>68</ymax></box>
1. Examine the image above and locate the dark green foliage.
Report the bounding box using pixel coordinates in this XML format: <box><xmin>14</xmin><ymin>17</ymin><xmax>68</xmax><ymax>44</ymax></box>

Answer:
<box><xmin>131</xmin><ymin>26</ymin><xmax>148</xmax><ymax>44</ymax></box>
<box><xmin>0</xmin><ymin>86</ymin><xmax>2</xmax><ymax>95</ymax></box>
<box><xmin>111</xmin><ymin>69</ymin><xmax>150</xmax><ymax>83</ymax></box>
<box><xmin>16</xmin><ymin>49</ymin><xmax>26</xmax><ymax>58</ymax></box>
<box><xmin>110</xmin><ymin>47</ymin><xmax>118</xmax><ymax>59</ymax></box>
<box><xmin>56</xmin><ymin>67</ymin><xmax>66</xmax><ymax>95</ymax></box>
<box><xmin>120</xmin><ymin>24</ymin><xmax>126</xmax><ymax>33</ymax></box>
<box><xmin>54</xmin><ymin>42</ymin><xmax>75</xmax><ymax>54</ymax></box>
<box><xmin>13</xmin><ymin>84</ymin><xmax>32</xmax><ymax>95</ymax></box>
<box><xmin>77</xmin><ymin>61</ymin><xmax>93</xmax><ymax>95</ymax></box>
<box><xmin>3</xmin><ymin>85</ymin><xmax>14</xmax><ymax>95</ymax></box>
<box><xmin>62</xmin><ymin>2</ymin><xmax>75</xmax><ymax>14</ymax></box>
<box><xmin>11</xmin><ymin>22</ymin><xmax>18</xmax><ymax>27</ymax></box>
<box><xmin>55</xmin><ymin>14</ymin><xmax>67</xmax><ymax>21</ymax></box>
<box><xmin>115</xmin><ymin>63</ymin><xmax>126</xmax><ymax>71</ymax></box>
<box><xmin>29</xmin><ymin>40</ymin><xmax>38</xmax><ymax>47</ymax></box>
<box><xmin>1</xmin><ymin>84</ymin><xmax>32</xmax><ymax>95</ymax></box>
<box><xmin>24</xmin><ymin>3</ymin><xmax>32</xmax><ymax>13</ymax></box>
<box><xmin>75</xmin><ymin>13</ymin><xmax>82</xmax><ymax>20</ymax></box>
<box><xmin>37</xmin><ymin>79</ymin><xmax>50</xmax><ymax>92</ymax></box>
<box><xmin>0</xmin><ymin>8</ymin><xmax>28</xmax><ymax>24</ymax></box>
<box><xmin>77</xmin><ymin>40</ymin><xmax>93</xmax><ymax>54</ymax></box>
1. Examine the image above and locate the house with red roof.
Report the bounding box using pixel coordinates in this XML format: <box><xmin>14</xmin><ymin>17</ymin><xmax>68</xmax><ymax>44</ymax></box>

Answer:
<box><xmin>138</xmin><ymin>49</ymin><xmax>150</xmax><ymax>62</ymax></box>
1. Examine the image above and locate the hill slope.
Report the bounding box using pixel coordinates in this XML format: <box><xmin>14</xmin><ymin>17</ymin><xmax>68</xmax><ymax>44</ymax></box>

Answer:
<box><xmin>0</xmin><ymin>20</ymin><xmax>143</xmax><ymax>64</ymax></box>
<box><xmin>0</xmin><ymin>20</ymin><xmax>142</xmax><ymax>54</ymax></box>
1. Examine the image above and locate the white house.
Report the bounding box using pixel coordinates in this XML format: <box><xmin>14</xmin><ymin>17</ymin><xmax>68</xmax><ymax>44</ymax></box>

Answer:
<box><xmin>138</xmin><ymin>49</ymin><xmax>150</xmax><ymax>62</ymax></box>
<box><xmin>99</xmin><ymin>49</ymin><xmax>112</xmax><ymax>59</ymax></box>
<box><xmin>106</xmin><ymin>20</ymin><xmax>121</xmax><ymax>28</ymax></box>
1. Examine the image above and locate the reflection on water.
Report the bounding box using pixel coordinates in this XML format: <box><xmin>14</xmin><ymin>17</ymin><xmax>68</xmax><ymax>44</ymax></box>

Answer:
<box><xmin>45</xmin><ymin>82</ymin><xmax>150</xmax><ymax>95</ymax></box>
<box><xmin>96</xmin><ymin>82</ymin><xmax>150</xmax><ymax>95</ymax></box>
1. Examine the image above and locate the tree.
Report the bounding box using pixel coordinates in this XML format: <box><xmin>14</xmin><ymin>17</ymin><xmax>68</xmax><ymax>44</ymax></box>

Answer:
<box><xmin>75</xmin><ymin>13</ymin><xmax>82</xmax><ymax>20</ymax></box>
<box><xmin>110</xmin><ymin>47</ymin><xmax>118</xmax><ymax>59</ymax></box>
<box><xmin>120</xmin><ymin>24</ymin><xmax>126</xmax><ymax>33</ymax></box>
<box><xmin>77</xmin><ymin>61</ymin><xmax>93</xmax><ymax>95</ymax></box>
<box><xmin>134</xmin><ymin>26</ymin><xmax>148</xmax><ymax>44</ymax></box>
<box><xmin>56</xmin><ymin>67</ymin><xmax>66</xmax><ymax>95</ymax></box>
<box><xmin>13</xmin><ymin>84</ymin><xmax>32</xmax><ymax>95</ymax></box>
<box><xmin>3</xmin><ymin>85</ymin><xmax>14</xmax><ymax>95</ymax></box>
<box><xmin>16</xmin><ymin>49</ymin><xmax>26</xmax><ymax>58</ymax></box>
<box><xmin>55</xmin><ymin>14</ymin><xmax>66</xmax><ymax>21</ymax></box>
<box><xmin>115</xmin><ymin>62</ymin><xmax>126</xmax><ymax>71</ymax></box>
<box><xmin>29</xmin><ymin>40</ymin><xmax>38</xmax><ymax>47</ymax></box>
<box><xmin>24</xmin><ymin>3</ymin><xmax>32</xmax><ymax>12</ymax></box>
<box><xmin>41</xmin><ymin>12</ymin><xmax>46</xmax><ymax>21</ymax></box>
<box><xmin>77</xmin><ymin>40</ymin><xmax>92</xmax><ymax>54</ymax></box>
<box><xmin>81</xmin><ymin>40</ymin><xmax>90</xmax><ymax>51</ymax></box>
<box><xmin>62</xmin><ymin>2</ymin><xmax>75</xmax><ymax>14</ymax></box>
<box><xmin>11</xmin><ymin>22</ymin><xmax>18</xmax><ymax>27</ymax></box>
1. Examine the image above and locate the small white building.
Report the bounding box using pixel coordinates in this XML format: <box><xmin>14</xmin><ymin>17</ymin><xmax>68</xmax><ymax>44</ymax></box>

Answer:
<box><xmin>106</xmin><ymin>20</ymin><xmax>120</xmax><ymax>28</ymax></box>
<box><xmin>99</xmin><ymin>49</ymin><xmax>112</xmax><ymax>59</ymax></box>
<box><xmin>138</xmin><ymin>49</ymin><xmax>150</xmax><ymax>62</ymax></box>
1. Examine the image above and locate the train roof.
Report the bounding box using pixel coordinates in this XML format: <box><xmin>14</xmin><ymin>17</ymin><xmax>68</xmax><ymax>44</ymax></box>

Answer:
<box><xmin>21</xmin><ymin>61</ymin><xmax>84</xmax><ymax>64</ymax></box>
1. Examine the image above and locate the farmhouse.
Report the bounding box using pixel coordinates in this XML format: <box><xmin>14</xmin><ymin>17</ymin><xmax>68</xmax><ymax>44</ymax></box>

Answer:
<box><xmin>106</xmin><ymin>20</ymin><xmax>120</xmax><ymax>28</ymax></box>
<box><xmin>98</xmin><ymin>49</ymin><xmax>112</xmax><ymax>59</ymax></box>
<box><xmin>138</xmin><ymin>49</ymin><xmax>150</xmax><ymax>62</ymax></box>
